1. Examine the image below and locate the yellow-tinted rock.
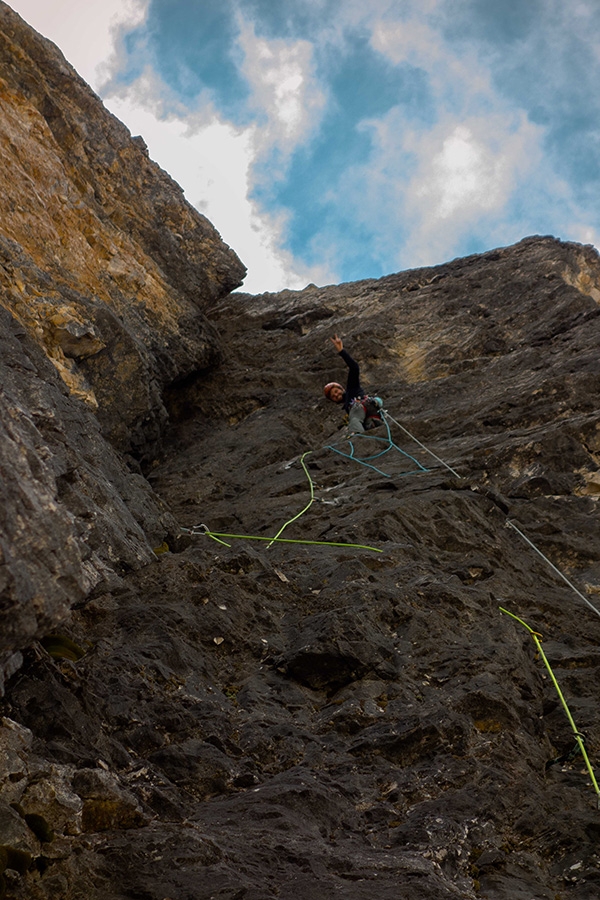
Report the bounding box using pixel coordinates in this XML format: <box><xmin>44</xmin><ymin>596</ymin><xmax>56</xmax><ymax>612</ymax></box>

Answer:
<box><xmin>81</xmin><ymin>799</ymin><xmax>147</xmax><ymax>833</ymax></box>
<box><xmin>0</xmin><ymin>4</ymin><xmax>246</xmax><ymax>458</ymax></box>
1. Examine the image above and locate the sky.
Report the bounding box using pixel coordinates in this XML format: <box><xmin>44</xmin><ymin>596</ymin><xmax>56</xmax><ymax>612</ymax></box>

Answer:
<box><xmin>7</xmin><ymin>0</ymin><xmax>600</xmax><ymax>293</ymax></box>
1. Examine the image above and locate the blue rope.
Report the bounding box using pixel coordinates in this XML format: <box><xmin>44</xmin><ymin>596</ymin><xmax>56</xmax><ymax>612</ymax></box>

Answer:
<box><xmin>328</xmin><ymin>443</ymin><xmax>396</xmax><ymax>477</ymax></box>
<box><xmin>326</xmin><ymin>411</ymin><xmax>428</xmax><ymax>478</ymax></box>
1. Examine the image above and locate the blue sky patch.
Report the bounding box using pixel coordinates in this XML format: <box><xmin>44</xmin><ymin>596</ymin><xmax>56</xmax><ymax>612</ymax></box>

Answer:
<box><xmin>136</xmin><ymin>0</ymin><xmax>251</xmax><ymax>119</ymax></box>
<box><xmin>37</xmin><ymin>0</ymin><xmax>600</xmax><ymax>291</ymax></box>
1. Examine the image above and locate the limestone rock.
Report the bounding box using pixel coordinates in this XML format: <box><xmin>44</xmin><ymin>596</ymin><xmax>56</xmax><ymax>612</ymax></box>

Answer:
<box><xmin>71</xmin><ymin>768</ymin><xmax>148</xmax><ymax>832</ymax></box>
<box><xmin>0</xmin><ymin>302</ymin><xmax>178</xmax><ymax>676</ymax></box>
<box><xmin>281</xmin><ymin>607</ymin><xmax>399</xmax><ymax>690</ymax></box>
<box><xmin>9</xmin><ymin>233</ymin><xmax>590</xmax><ymax>900</ymax></box>
<box><xmin>0</xmin><ymin>1</ymin><xmax>246</xmax><ymax>681</ymax></box>
<box><xmin>0</xmin><ymin>1</ymin><xmax>245</xmax><ymax>459</ymax></box>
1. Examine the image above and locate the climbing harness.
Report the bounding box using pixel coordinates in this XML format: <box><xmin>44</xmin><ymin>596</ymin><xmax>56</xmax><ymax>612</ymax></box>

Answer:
<box><xmin>499</xmin><ymin>607</ymin><xmax>600</xmax><ymax>808</ymax></box>
<box><xmin>505</xmin><ymin>520</ymin><xmax>600</xmax><ymax>621</ymax></box>
<box><xmin>326</xmin><ymin>409</ymin><xmax>429</xmax><ymax>478</ymax></box>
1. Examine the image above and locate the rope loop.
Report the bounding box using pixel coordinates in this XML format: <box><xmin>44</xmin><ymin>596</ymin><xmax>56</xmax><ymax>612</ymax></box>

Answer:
<box><xmin>326</xmin><ymin>411</ymin><xmax>428</xmax><ymax>478</ymax></box>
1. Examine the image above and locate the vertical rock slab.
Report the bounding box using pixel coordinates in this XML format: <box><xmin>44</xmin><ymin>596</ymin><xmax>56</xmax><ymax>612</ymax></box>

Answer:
<box><xmin>0</xmin><ymin>1</ymin><xmax>246</xmax><ymax>459</ymax></box>
<box><xmin>0</xmin><ymin>301</ymin><xmax>178</xmax><ymax>690</ymax></box>
<box><xmin>0</xmin><ymin>1</ymin><xmax>245</xmax><ymax>676</ymax></box>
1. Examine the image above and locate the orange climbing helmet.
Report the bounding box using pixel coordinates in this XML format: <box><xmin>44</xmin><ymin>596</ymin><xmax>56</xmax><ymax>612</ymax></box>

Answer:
<box><xmin>324</xmin><ymin>382</ymin><xmax>343</xmax><ymax>401</ymax></box>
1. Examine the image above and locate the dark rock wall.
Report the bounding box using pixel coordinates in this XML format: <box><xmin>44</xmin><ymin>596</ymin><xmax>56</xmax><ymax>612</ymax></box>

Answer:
<box><xmin>3</xmin><ymin>229</ymin><xmax>600</xmax><ymax>899</ymax></box>
<box><xmin>1</xmin><ymin>5</ymin><xmax>600</xmax><ymax>899</ymax></box>
<box><xmin>0</xmin><ymin>291</ymin><xmax>177</xmax><ymax>689</ymax></box>
<box><xmin>0</xmin><ymin>3</ymin><xmax>244</xmax><ymax>689</ymax></box>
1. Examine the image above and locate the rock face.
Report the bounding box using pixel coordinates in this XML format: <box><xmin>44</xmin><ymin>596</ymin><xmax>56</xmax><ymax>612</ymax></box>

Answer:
<box><xmin>0</xmin><ymin>1</ymin><xmax>245</xmax><ymax>459</ymax></box>
<box><xmin>3</xmin><ymin>227</ymin><xmax>600</xmax><ymax>899</ymax></box>
<box><xmin>0</xmin><ymin>297</ymin><xmax>178</xmax><ymax>688</ymax></box>
<box><xmin>0</xmin><ymin>2</ymin><xmax>244</xmax><ymax>690</ymax></box>
<box><xmin>2</xmin><ymin>7</ymin><xmax>600</xmax><ymax>900</ymax></box>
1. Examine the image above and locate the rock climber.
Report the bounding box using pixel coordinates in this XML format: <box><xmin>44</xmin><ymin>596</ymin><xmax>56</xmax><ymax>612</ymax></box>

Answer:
<box><xmin>323</xmin><ymin>334</ymin><xmax>383</xmax><ymax>432</ymax></box>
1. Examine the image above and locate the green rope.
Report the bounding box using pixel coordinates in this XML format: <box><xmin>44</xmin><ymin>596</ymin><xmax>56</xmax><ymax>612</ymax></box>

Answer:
<box><xmin>202</xmin><ymin>532</ymin><xmax>231</xmax><ymax>547</ymax></box>
<box><xmin>188</xmin><ymin>526</ymin><xmax>381</xmax><ymax>553</ymax></box>
<box><xmin>267</xmin><ymin>451</ymin><xmax>315</xmax><ymax>547</ymax></box>
<box><xmin>181</xmin><ymin>449</ymin><xmax>381</xmax><ymax>554</ymax></box>
<box><xmin>500</xmin><ymin>606</ymin><xmax>600</xmax><ymax>806</ymax></box>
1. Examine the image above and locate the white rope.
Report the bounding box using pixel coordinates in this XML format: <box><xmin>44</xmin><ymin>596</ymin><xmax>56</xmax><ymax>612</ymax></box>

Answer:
<box><xmin>506</xmin><ymin>520</ymin><xmax>600</xmax><ymax>620</ymax></box>
<box><xmin>382</xmin><ymin>410</ymin><xmax>461</xmax><ymax>478</ymax></box>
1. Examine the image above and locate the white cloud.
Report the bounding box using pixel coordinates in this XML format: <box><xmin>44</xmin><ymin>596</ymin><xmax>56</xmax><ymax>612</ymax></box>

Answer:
<box><xmin>236</xmin><ymin>16</ymin><xmax>327</xmax><ymax>162</ymax></box>
<box><xmin>8</xmin><ymin>0</ymin><xmax>148</xmax><ymax>90</ymax></box>
<box><xmin>567</xmin><ymin>223</ymin><xmax>600</xmax><ymax>249</ymax></box>
<box><xmin>412</xmin><ymin>119</ymin><xmax>539</xmax><ymax>220</ymax></box>
<box><xmin>331</xmin><ymin>103</ymin><xmax>545</xmax><ymax>272</ymax></box>
<box><xmin>370</xmin><ymin>13</ymin><xmax>494</xmax><ymax>114</ymax></box>
<box><xmin>104</xmin><ymin>72</ymin><xmax>334</xmax><ymax>293</ymax></box>
<box><xmin>371</xmin><ymin>16</ymin><xmax>444</xmax><ymax>69</ymax></box>
<box><xmin>8</xmin><ymin>2</ymin><xmax>331</xmax><ymax>292</ymax></box>
<box><xmin>401</xmin><ymin>114</ymin><xmax>544</xmax><ymax>264</ymax></box>
<box><xmin>347</xmin><ymin>7</ymin><xmax>572</xmax><ymax>267</ymax></box>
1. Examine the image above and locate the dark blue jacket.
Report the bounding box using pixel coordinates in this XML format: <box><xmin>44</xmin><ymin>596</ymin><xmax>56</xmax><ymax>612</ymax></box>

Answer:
<box><xmin>340</xmin><ymin>349</ymin><xmax>364</xmax><ymax>412</ymax></box>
